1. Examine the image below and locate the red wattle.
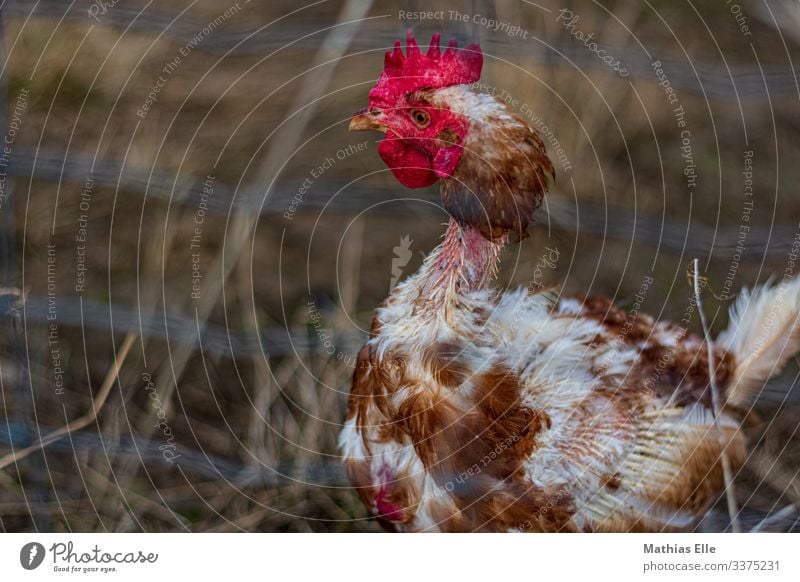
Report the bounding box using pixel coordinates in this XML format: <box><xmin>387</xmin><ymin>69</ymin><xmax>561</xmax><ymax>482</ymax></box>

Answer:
<box><xmin>378</xmin><ymin>133</ymin><xmax>438</xmax><ymax>189</ymax></box>
<box><xmin>433</xmin><ymin>144</ymin><xmax>464</xmax><ymax>178</ymax></box>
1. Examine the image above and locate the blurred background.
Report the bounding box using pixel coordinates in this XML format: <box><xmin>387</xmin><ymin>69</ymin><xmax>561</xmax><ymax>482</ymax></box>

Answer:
<box><xmin>0</xmin><ymin>0</ymin><xmax>799</xmax><ymax>532</ymax></box>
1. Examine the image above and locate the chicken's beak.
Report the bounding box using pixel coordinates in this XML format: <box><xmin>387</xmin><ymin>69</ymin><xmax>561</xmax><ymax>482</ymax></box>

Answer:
<box><xmin>349</xmin><ymin>110</ymin><xmax>387</xmax><ymax>133</ymax></box>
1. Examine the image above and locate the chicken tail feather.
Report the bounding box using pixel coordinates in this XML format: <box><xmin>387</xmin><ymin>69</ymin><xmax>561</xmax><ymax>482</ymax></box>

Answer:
<box><xmin>717</xmin><ymin>276</ymin><xmax>800</xmax><ymax>408</ymax></box>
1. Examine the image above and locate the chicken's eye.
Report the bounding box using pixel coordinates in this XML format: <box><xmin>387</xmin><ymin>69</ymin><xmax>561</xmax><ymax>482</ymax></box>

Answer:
<box><xmin>410</xmin><ymin>109</ymin><xmax>430</xmax><ymax>127</ymax></box>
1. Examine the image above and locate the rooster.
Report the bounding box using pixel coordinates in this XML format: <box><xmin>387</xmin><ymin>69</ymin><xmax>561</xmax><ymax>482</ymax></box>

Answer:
<box><xmin>339</xmin><ymin>31</ymin><xmax>800</xmax><ymax>532</ymax></box>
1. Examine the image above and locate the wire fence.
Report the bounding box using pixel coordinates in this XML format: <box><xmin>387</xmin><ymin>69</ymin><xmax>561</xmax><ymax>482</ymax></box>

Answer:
<box><xmin>0</xmin><ymin>419</ymin><xmax>348</xmax><ymax>486</ymax></box>
<box><xmin>9</xmin><ymin>147</ymin><xmax>798</xmax><ymax>260</ymax></box>
<box><xmin>6</xmin><ymin>0</ymin><xmax>800</xmax><ymax>101</ymax></box>
<box><xmin>17</xmin><ymin>294</ymin><xmax>365</xmax><ymax>358</ymax></box>
<box><xmin>1</xmin><ymin>0</ymin><xmax>381</xmax><ymax>530</ymax></box>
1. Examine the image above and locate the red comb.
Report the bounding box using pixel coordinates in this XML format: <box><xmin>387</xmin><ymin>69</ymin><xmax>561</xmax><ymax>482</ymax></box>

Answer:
<box><xmin>368</xmin><ymin>30</ymin><xmax>483</xmax><ymax>108</ymax></box>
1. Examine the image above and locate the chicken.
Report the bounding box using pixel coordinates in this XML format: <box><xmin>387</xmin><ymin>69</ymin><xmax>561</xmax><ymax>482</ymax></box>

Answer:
<box><xmin>339</xmin><ymin>31</ymin><xmax>800</xmax><ymax>532</ymax></box>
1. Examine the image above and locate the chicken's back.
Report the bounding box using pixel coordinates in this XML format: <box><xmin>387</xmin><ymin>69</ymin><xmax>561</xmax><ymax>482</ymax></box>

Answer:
<box><xmin>340</xmin><ymin>286</ymin><xmax>747</xmax><ymax>532</ymax></box>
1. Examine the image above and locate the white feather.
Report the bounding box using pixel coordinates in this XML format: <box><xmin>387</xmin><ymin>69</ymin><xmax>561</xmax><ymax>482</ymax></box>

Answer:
<box><xmin>717</xmin><ymin>276</ymin><xmax>800</xmax><ymax>406</ymax></box>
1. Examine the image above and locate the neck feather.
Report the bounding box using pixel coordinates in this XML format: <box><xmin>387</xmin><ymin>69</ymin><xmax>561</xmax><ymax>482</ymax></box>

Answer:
<box><xmin>412</xmin><ymin>219</ymin><xmax>505</xmax><ymax>314</ymax></box>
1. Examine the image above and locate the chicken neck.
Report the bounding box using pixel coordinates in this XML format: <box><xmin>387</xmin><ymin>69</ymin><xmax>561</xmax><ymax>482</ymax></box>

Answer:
<box><xmin>413</xmin><ymin>218</ymin><xmax>505</xmax><ymax>315</ymax></box>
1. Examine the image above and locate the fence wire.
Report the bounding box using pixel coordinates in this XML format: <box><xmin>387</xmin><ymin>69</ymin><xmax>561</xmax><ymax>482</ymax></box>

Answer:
<box><xmin>6</xmin><ymin>0</ymin><xmax>800</xmax><ymax>102</ymax></box>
